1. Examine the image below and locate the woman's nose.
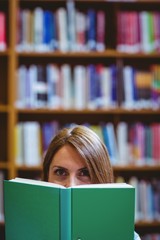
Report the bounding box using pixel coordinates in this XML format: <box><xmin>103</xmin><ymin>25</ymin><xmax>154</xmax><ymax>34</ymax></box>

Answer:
<box><xmin>65</xmin><ymin>175</ymin><xmax>79</xmax><ymax>188</ymax></box>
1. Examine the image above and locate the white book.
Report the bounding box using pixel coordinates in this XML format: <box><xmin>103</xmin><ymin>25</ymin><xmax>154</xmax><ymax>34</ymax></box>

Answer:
<box><xmin>123</xmin><ymin>66</ymin><xmax>135</xmax><ymax>109</ymax></box>
<box><xmin>33</xmin><ymin>7</ymin><xmax>45</xmax><ymax>51</ymax></box>
<box><xmin>16</xmin><ymin>65</ymin><xmax>27</xmax><ymax>108</ymax></box>
<box><xmin>28</xmin><ymin>65</ymin><xmax>38</xmax><ymax>108</ymax></box>
<box><xmin>23</xmin><ymin>122</ymin><xmax>41</xmax><ymax>166</ymax></box>
<box><xmin>74</xmin><ymin>65</ymin><xmax>86</xmax><ymax>109</ymax></box>
<box><xmin>0</xmin><ymin>171</ymin><xmax>4</xmax><ymax>222</ymax></box>
<box><xmin>61</xmin><ymin>64</ymin><xmax>73</xmax><ymax>109</ymax></box>
<box><xmin>47</xmin><ymin>64</ymin><xmax>61</xmax><ymax>108</ymax></box>
<box><xmin>56</xmin><ymin>8</ymin><xmax>68</xmax><ymax>52</ymax></box>
<box><xmin>101</xmin><ymin>67</ymin><xmax>112</xmax><ymax>108</ymax></box>
<box><xmin>139</xmin><ymin>180</ymin><xmax>148</xmax><ymax>221</ymax></box>
<box><xmin>15</xmin><ymin>123</ymin><xmax>24</xmax><ymax>166</ymax></box>
<box><xmin>129</xmin><ymin>177</ymin><xmax>140</xmax><ymax>222</ymax></box>
<box><xmin>67</xmin><ymin>0</ymin><xmax>76</xmax><ymax>51</ymax></box>
<box><xmin>116</xmin><ymin>122</ymin><xmax>129</xmax><ymax>165</ymax></box>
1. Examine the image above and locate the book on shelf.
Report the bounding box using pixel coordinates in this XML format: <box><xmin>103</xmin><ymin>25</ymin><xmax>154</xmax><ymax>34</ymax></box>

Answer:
<box><xmin>0</xmin><ymin>12</ymin><xmax>6</xmax><ymax>51</ymax></box>
<box><xmin>15</xmin><ymin>122</ymin><xmax>42</xmax><ymax>166</ymax></box>
<box><xmin>61</xmin><ymin>64</ymin><xmax>73</xmax><ymax>109</ymax></box>
<box><xmin>75</xmin><ymin>11</ymin><xmax>86</xmax><ymax>51</ymax></box>
<box><xmin>46</xmin><ymin>64</ymin><xmax>61</xmax><ymax>108</ymax></box>
<box><xmin>66</xmin><ymin>0</ymin><xmax>76</xmax><ymax>51</ymax></box>
<box><xmin>96</xmin><ymin>10</ymin><xmax>105</xmax><ymax>52</ymax></box>
<box><xmin>4</xmin><ymin>178</ymin><xmax>135</xmax><ymax>240</ymax></box>
<box><xmin>41</xmin><ymin>121</ymin><xmax>59</xmax><ymax>153</ymax></box>
<box><xmin>56</xmin><ymin>8</ymin><xmax>68</xmax><ymax>52</ymax></box>
<box><xmin>74</xmin><ymin>65</ymin><xmax>86</xmax><ymax>109</ymax></box>
<box><xmin>87</xmin><ymin>9</ymin><xmax>96</xmax><ymax>51</ymax></box>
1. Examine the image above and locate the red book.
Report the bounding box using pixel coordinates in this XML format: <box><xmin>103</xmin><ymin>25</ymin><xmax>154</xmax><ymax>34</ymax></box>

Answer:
<box><xmin>96</xmin><ymin>10</ymin><xmax>105</xmax><ymax>52</ymax></box>
<box><xmin>0</xmin><ymin>12</ymin><xmax>6</xmax><ymax>50</ymax></box>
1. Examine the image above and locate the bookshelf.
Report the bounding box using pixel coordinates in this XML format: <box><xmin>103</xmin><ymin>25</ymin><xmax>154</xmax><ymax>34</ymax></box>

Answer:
<box><xmin>0</xmin><ymin>0</ymin><xmax>160</xmax><ymax>239</ymax></box>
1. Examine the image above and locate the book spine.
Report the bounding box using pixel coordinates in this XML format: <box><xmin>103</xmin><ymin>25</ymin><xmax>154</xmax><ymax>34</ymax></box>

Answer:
<box><xmin>0</xmin><ymin>12</ymin><xmax>6</xmax><ymax>50</ymax></box>
<box><xmin>87</xmin><ymin>9</ymin><xmax>96</xmax><ymax>51</ymax></box>
<box><xmin>56</xmin><ymin>8</ymin><xmax>68</xmax><ymax>52</ymax></box>
<box><xmin>66</xmin><ymin>0</ymin><xmax>76</xmax><ymax>51</ymax></box>
<box><xmin>61</xmin><ymin>64</ymin><xmax>73</xmax><ymax>109</ymax></box>
<box><xmin>75</xmin><ymin>11</ymin><xmax>86</xmax><ymax>51</ymax></box>
<box><xmin>74</xmin><ymin>65</ymin><xmax>86</xmax><ymax>109</ymax></box>
<box><xmin>96</xmin><ymin>10</ymin><xmax>105</xmax><ymax>52</ymax></box>
<box><xmin>60</xmin><ymin>189</ymin><xmax>71</xmax><ymax>240</ymax></box>
<box><xmin>33</xmin><ymin>7</ymin><xmax>44</xmax><ymax>51</ymax></box>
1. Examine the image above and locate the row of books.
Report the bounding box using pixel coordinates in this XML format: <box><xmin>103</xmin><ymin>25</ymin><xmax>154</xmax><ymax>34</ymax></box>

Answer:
<box><xmin>142</xmin><ymin>234</ymin><xmax>160</xmax><ymax>240</ymax></box>
<box><xmin>16</xmin><ymin>2</ymin><xmax>105</xmax><ymax>52</ymax></box>
<box><xmin>117</xmin><ymin>11</ymin><xmax>160</xmax><ymax>53</ymax></box>
<box><xmin>15</xmin><ymin>121</ymin><xmax>160</xmax><ymax>167</ymax></box>
<box><xmin>16</xmin><ymin>7</ymin><xmax>160</xmax><ymax>54</ymax></box>
<box><xmin>16</xmin><ymin>64</ymin><xmax>160</xmax><ymax>110</ymax></box>
<box><xmin>118</xmin><ymin>177</ymin><xmax>160</xmax><ymax>222</ymax></box>
<box><xmin>0</xmin><ymin>12</ymin><xmax>6</xmax><ymax>51</ymax></box>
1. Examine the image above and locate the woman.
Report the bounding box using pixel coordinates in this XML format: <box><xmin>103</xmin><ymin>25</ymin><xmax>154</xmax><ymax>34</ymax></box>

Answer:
<box><xmin>43</xmin><ymin>125</ymin><xmax>141</xmax><ymax>240</ymax></box>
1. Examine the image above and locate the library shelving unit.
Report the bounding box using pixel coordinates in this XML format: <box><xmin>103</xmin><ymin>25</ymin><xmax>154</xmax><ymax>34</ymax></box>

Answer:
<box><xmin>0</xmin><ymin>0</ymin><xmax>160</xmax><ymax>240</ymax></box>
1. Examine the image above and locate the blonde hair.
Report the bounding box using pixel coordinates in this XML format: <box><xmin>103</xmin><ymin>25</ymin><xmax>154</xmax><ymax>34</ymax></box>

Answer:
<box><xmin>42</xmin><ymin>125</ymin><xmax>114</xmax><ymax>183</ymax></box>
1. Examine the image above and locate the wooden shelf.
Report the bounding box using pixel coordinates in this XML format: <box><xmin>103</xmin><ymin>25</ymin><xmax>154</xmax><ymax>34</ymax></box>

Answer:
<box><xmin>17</xmin><ymin>50</ymin><xmax>160</xmax><ymax>58</ymax></box>
<box><xmin>15</xmin><ymin>108</ymin><xmax>160</xmax><ymax>115</ymax></box>
<box><xmin>113</xmin><ymin>165</ymin><xmax>160</xmax><ymax>172</ymax></box>
<box><xmin>0</xmin><ymin>50</ymin><xmax>10</xmax><ymax>56</ymax></box>
<box><xmin>0</xmin><ymin>162</ymin><xmax>9</xmax><ymax>169</ymax></box>
<box><xmin>16</xmin><ymin>166</ymin><xmax>42</xmax><ymax>171</ymax></box>
<box><xmin>0</xmin><ymin>105</ymin><xmax>11</xmax><ymax>113</ymax></box>
<box><xmin>136</xmin><ymin>221</ymin><xmax>160</xmax><ymax>228</ymax></box>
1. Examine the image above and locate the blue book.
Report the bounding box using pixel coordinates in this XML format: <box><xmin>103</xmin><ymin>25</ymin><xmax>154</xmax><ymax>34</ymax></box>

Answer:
<box><xmin>110</xmin><ymin>65</ymin><xmax>118</xmax><ymax>107</ymax></box>
<box><xmin>102</xmin><ymin>125</ymin><xmax>112</xmax><ymax>157</ymax></box>
<box><xmin>42</xmin><ymin>121</ymin><xmax>59</xmax><ymax>153</ymax></box>
<box><xmin>87</xmin><ymin>9</ymin><xmax>96</xmax><ymax>51</ymax></box>
<box><xmin>43</xmin><ymin>11</ymin><xmax>52</xmax><ymax>48</ymax></box>
<box><xmin>87</xmin><ymin>64</ymin><xmax>97</xmax><ymax>109</ymax></box>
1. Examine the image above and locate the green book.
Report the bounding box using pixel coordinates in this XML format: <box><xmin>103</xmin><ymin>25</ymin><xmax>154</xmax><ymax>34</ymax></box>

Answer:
<box><xmin>4</xmin><ymin>178</ymin><xmax>135</xmax><ymax>240</ymax></box>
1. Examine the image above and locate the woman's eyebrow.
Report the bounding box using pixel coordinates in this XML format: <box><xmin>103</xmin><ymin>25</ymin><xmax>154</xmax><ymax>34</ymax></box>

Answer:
<box><xmin>78</xmin><ymin>167</ymin><xmax>88</xmax><ymax>171</ymax></box>
<box><xmin>52</xmin><ymin>166</ymin><xmax>68</xmax><ymax>170</ymax></box>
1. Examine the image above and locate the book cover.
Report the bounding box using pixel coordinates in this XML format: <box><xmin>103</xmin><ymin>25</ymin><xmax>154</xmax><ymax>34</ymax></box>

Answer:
<box><xmin>0</xmin><ymin>171</ymin><xmax>4</xmax><ymax>222</ymax></box>
<box><xmin>4</xmin><ymin>178</ymin><xmax>135</xmax><ymax>240</ymax></box>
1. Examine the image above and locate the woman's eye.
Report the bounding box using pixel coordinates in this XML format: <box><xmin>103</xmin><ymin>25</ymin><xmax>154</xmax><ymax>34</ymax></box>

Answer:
<box><xmin>54</xmin><ymin>168</ymin><xmax>67</xmax><ymax>176</ymax></box>
<box><xmin>79</xmin><ymin>168</ymin><xmax>90</xmax><ymax>177</ymax></box>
